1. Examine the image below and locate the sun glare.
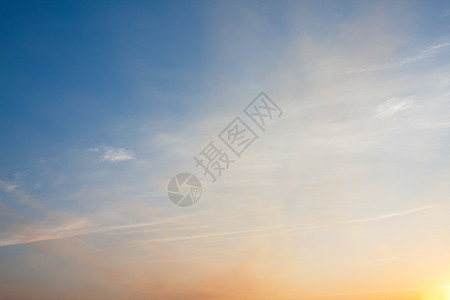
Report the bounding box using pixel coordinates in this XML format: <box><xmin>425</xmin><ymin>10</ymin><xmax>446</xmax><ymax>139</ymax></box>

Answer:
<box><xmin>441</xmin><ymin>286</ymin><xmax>450</xmax><ymax>300</ymax></box>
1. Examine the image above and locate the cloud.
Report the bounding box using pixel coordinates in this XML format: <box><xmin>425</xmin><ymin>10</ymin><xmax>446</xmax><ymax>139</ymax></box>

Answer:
<box><xmin>0</xmin><ymin>181</ymin><xmax>19</xmax><ymax>192</ymax></box>
<box><xmin>0</xmin><ymin>212</ymin><xmax>193</xmax><ymax>247</ymax></box>
<box><xmin>346</xmin><ymin>204</ymin><xmax>441</xmax><ymax>223</ymax></box>
<box><xmin>402</xmin><ymin>41</ymin><xmax>450</xmax><ymax>64</ymax></box>
<box><xmin>90</xmin><ymin>146</ymin><xmax>136</xmax><ymax>162</ymax></box>
<box><xmin>376</xmin><ymin>97</ymin><xmax>415</xmax><ymax>118</ymax></box>
<box><xmin>1</xmin><ymin>2</ymin><xmax>450</xmax><ymax>299</ymax></box>
<box><xmin>339</xmin><ymin>41</ymin><xmax>450</xmax><ymax>75</ymax></box>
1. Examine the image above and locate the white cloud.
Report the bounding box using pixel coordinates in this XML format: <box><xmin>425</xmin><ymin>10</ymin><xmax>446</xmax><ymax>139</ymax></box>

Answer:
<box><xmin>90</xmin><ymin>146</ymin><xmax>136</xmax><ymax>162</ymax></box>
<box><xmin>346</xmin><ymin>204</ymin><xmax>441</xmax><ymax>223</ymax></box>
<box><xmin>0</xmin><ymin>181</ymin><xmax>19</xmax><ymax>192</ymax></box>
<box><xmin>403</xmin><ymin>41</ymin><xmax>450</xmax><ymax>64</ymax></box>
<box><xmin>376</xmin><ymin>98</ymin><xmax>415</xmax><ymax>118</ymax></box>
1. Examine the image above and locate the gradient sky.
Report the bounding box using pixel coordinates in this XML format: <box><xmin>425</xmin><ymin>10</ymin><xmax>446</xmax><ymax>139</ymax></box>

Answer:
<box><xmin>1</xmin><ymin>1</ymin><xmax>450</xmax><ymax>299</ymax></box>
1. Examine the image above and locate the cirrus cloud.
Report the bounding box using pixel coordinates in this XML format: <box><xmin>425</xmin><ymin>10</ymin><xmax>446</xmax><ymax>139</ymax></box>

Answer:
<box><xmin>90</xmin><ymin>146</ymin><xmax>136</xmax><ymax>162</ymax></box>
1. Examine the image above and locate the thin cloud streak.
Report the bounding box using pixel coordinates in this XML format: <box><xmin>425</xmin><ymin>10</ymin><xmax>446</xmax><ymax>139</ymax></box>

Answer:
<box><xmin>346</xmin><ymin>204</ymin><xmax>441</xmax><ymax>223</ymax></box>
<box><xmin>0</xmin><ymin>214</ymin><xmax>196</xmax><ymax>247</ymax></box>
<box><xmin>340</xmin><ymin>41</ymin><xmax>450</xmax><ymax>75</ymax></box>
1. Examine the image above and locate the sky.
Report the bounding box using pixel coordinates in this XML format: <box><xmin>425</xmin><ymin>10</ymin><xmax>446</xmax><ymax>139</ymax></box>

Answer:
<box><xmin>1</xmin><ymin>0</ymin><xmax>450</xmax><ymax>299</ymax></box>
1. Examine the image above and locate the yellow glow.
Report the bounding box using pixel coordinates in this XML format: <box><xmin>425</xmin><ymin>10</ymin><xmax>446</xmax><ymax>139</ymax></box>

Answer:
<box><xmin>420</xmin><ymin>287</ymin><xmax>449</xmax><ymax>300</ymax></box>
<box><xmin>442</xmin><ymin>286</ymin><xmax>450</xmax><ymax>300</ymax></box>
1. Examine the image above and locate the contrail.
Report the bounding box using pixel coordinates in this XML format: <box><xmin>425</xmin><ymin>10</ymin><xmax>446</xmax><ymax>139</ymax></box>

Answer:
<box><xmin>346</xmin><ymin>203</ymin><xmax>441</xmax><ymax>223</ymax></box>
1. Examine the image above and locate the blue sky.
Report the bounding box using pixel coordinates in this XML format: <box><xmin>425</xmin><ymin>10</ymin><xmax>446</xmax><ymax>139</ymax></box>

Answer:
<box><xmin>1</xmin><ymin>1</ymin><xmax>450</xmax><ymax>299</ymax></box>
<box><xmin>1</xmin><ymin>1</ymin><xmax>208</xmax><ymax>167</ymax></box>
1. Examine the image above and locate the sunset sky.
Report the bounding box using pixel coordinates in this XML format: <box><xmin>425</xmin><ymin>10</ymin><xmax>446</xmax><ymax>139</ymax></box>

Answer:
<box><xmin>1</xmin><ymin>1</ymin><xmax>450</xmax><ymax>299</ymax></box>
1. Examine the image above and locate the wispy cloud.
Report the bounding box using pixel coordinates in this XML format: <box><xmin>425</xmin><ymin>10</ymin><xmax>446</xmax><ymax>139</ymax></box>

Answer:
<box><xmin>403</xmin><ymin>41</ymin><xmax>450</xmax><ymax>63</ymax></box>
<box><xmin>1</xmin><ymin>2</ymin><xmax>450</xmax><ymax>299</ymax></box>
<box><xmin>347</xmin><ymin>204</ymin><xmax>441</xmax><ymax>223</ymax></box>
<box><xmin>0</xmin><ymin>181</ymin><xmax>19</xmax><ymax>192</ymax></box>
<box><xmin>376</xmin><ymin>97</ymin><xmax>415</xmax><ymax>118</ymax></box>
<box><xmin>90</xmin><ymin>146</ymin><xmax>136</xmax><ymax>162</ymax></box>
<box><xmin>341</xmin><ymin>41</ymin><xmax>450</xmax><ymax>75</ymax></box>
<box><xmin>0</xmin><ymin>214</ymin><xmax>194</xmax><ymax>247</ymax></box>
